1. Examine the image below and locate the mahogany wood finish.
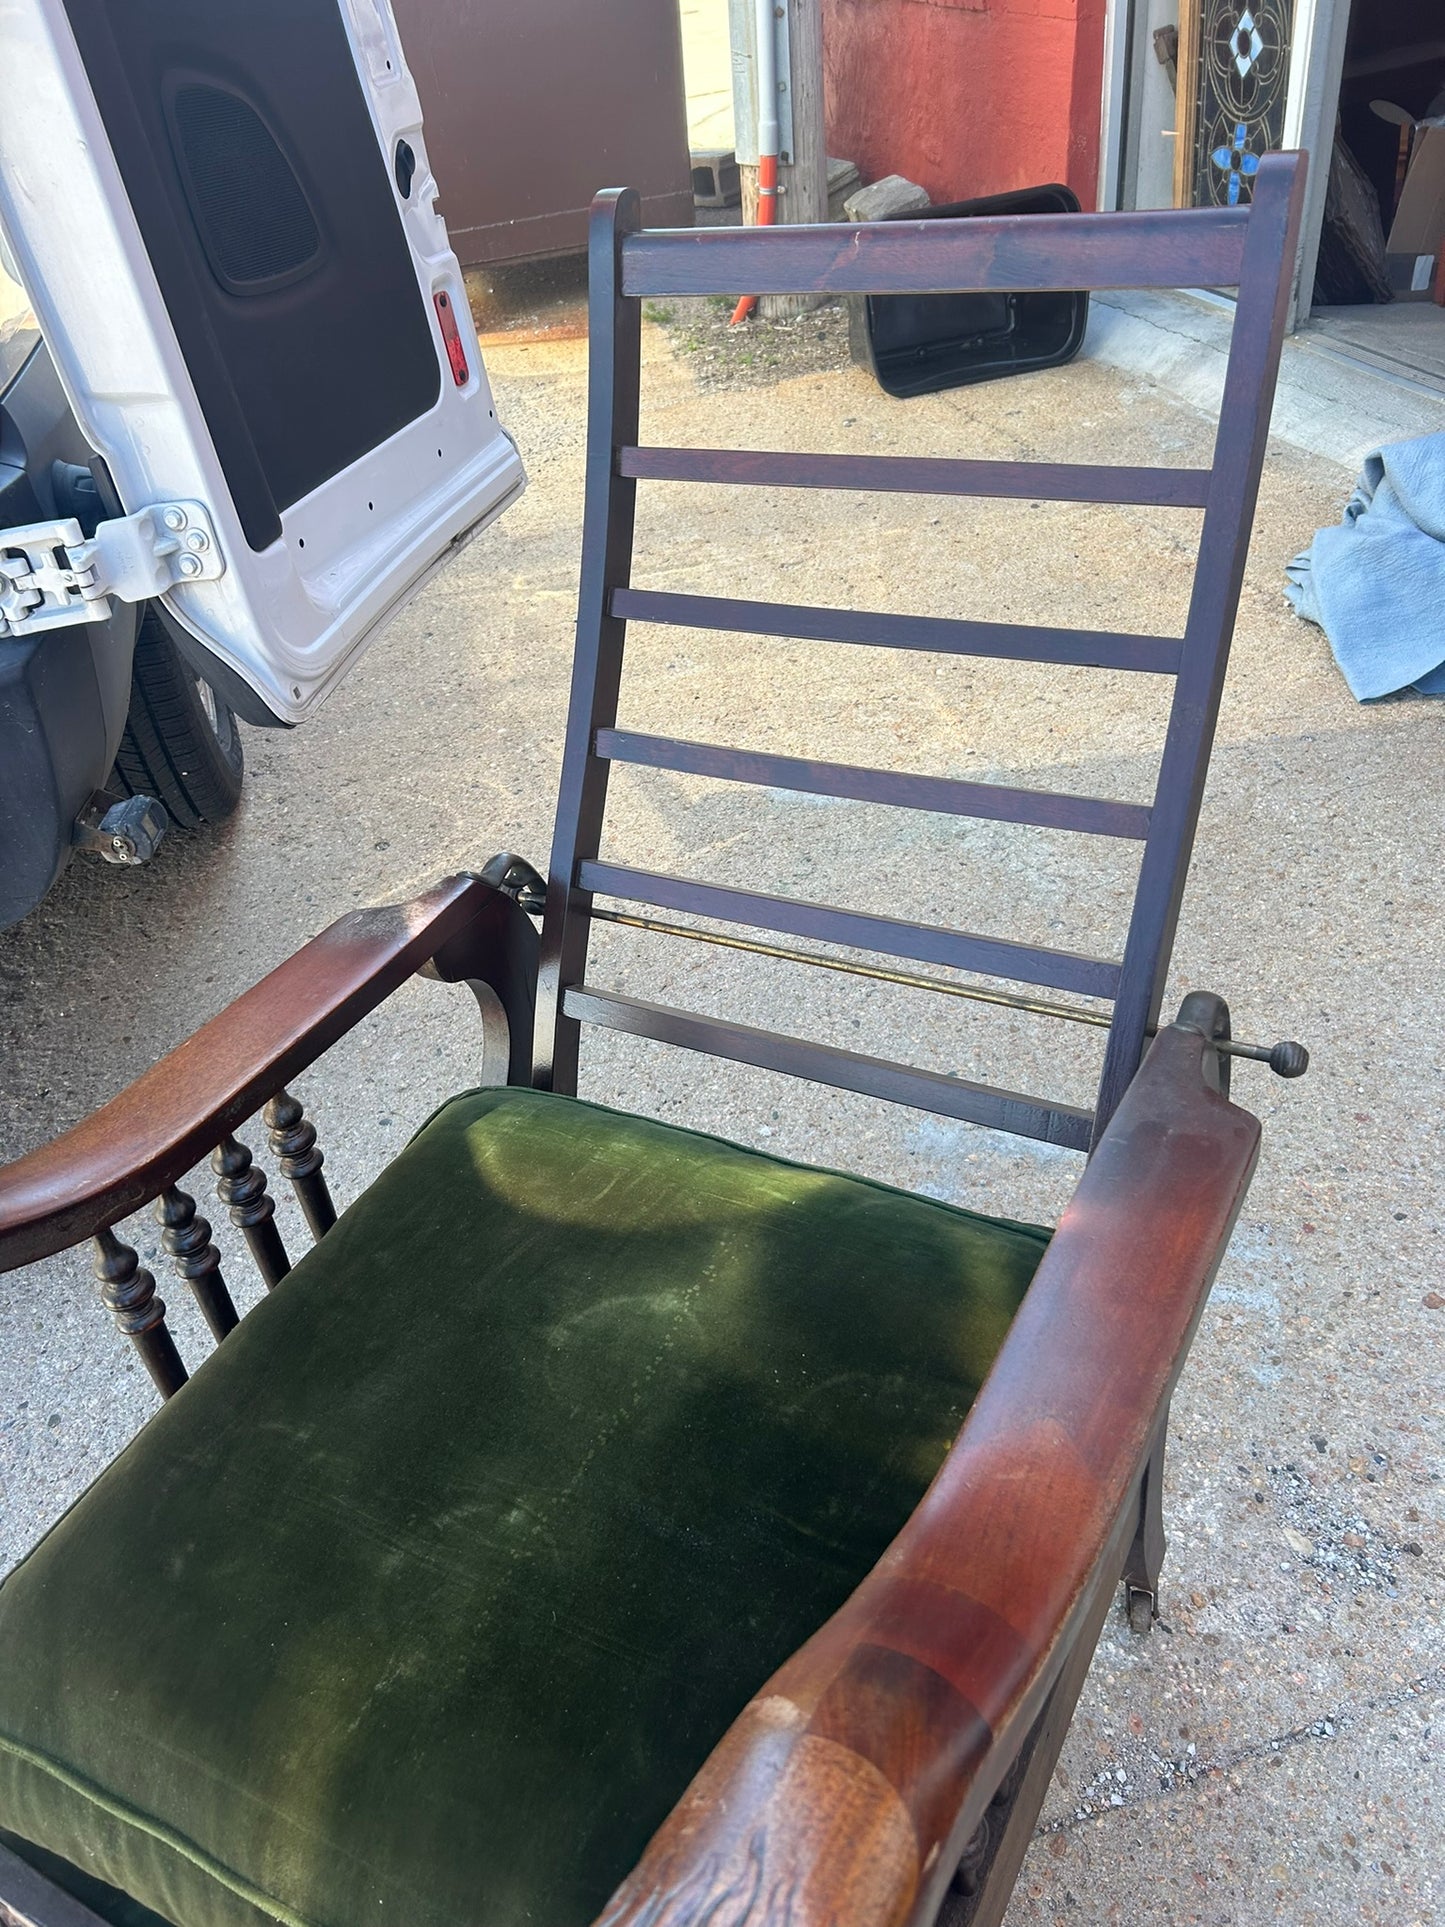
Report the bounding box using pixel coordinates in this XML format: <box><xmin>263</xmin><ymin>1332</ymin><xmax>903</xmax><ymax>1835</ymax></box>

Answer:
<box><xmin>940</xmin><ymin>1551</ymin><xmax>1120</xmax><ymax>1927</ymax></box>
<box><xmin>609</xmin><ymin>587</ymin><xmax>1183</xmax><ymax>675</ymax></box>
<box><xmin>0</xmin><ymin>1840</ymin><xmax>114</xmax><ymax>1927</ymax></box>
<box><xmin>263</xmin><ymin>1090</ymin><xmax>338</xmax><ymax>1241</ymax></box>
<box><xmin>422</xmin><ymin>852</ymin><xmax>544</xmax><ymax>1090</ymax></box>
<box><xmin>592</xmin><ymin>1016</ymin><xmax>1259</xmax><ymax>1927</ymax></box>
<box><xmin>617</xmin><ymin>446</ymin><xmax>1215</xmax><ymax>509</ymax></box>
<box><xmin>596</xmin><ymin>729</ymin><xmax>1152</xmax><ymax>840</ymax></box>
<box><xmin>577</xmin><ymin>860</ymin><xmax>1121</xmax><ymax>999</ymax></box>
<box><xmin>536</xmin><ymin>157</ymin><xmax>1307</xmax><ymax>1150</ymax></box>
<box><xmin>0</xmin><ymin>874</ymin><xmax>538</xmax><ymax>1273</ymax></box>
<box><xmin>619</xmin><ymin>207</ymin><xmax>1252</xmax><ymax>297</ymax></box>
<box><xmin>563</xmin><ymin>985</ymin><xmax>1094</xmax><ymax>1150</ymax></box>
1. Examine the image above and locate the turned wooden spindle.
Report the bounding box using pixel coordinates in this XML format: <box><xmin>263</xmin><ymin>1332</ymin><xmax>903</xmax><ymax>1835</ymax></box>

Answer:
<box><xmin>91</xmin><ymin>1226</ymin><xmax>188</xmax><ymax>1399</ymax></box>
<box><xmin>212</xmin><ymin>1135</ymin><xmax>290</xmax><ymax>1288</ymax></box>
<box><xmin>262</xmin><ymin>1089</ymin><xmax>337</xmax><ymax>1240</ymax></box>
<box><xmin>156</xmin><ymin>1186</ymin><xmax>239</xmax><ymax>1342</ymax></box>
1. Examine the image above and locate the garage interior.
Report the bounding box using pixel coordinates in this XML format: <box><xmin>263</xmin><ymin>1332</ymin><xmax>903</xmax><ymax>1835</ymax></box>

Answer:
<box><xmin>1306</xmin><ymin>0</ymin><xmax>1445</xmax><ymax>389</ymax></box>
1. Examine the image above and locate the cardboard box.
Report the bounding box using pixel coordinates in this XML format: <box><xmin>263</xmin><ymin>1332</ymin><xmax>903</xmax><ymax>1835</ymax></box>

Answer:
<box><xmin>1385</xmin><ymin>121</ymin><xmax>1445</xmax><ymax>300</ymax></box>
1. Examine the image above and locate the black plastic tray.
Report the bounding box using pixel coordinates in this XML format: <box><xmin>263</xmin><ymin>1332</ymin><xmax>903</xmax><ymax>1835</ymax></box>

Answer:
<box><xmin>849</xmin><ymin>183</ymin><xmax>1089</xmax><ymax>398</ymax></box>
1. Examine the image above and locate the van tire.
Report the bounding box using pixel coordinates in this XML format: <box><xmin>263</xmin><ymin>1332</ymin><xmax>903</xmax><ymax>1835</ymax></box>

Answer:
<box><xmin>111</xmin><ymin>612</ymin><xmax>245</xmax><ymax>830</ymax></box>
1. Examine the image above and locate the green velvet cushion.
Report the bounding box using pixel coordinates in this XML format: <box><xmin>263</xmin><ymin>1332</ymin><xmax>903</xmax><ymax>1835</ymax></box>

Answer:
<box><xmin>0</xmin><ymin>1089</ymin><xmax>1049</xmax><ymax>1927</ymax></box>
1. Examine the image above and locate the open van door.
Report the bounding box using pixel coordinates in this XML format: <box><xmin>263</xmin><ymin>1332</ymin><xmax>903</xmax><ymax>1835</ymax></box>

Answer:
<box><xmin>0</xmin><ymin>0</ymin><xmax>524</xmax><ymax>725</ymax></box>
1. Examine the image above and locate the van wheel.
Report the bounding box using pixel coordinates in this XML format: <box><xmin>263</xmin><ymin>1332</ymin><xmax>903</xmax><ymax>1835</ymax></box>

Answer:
<box><xmin>111</xmin><ymin>612</ymin><xmax>244</xmax><ymax>830</ymax></box>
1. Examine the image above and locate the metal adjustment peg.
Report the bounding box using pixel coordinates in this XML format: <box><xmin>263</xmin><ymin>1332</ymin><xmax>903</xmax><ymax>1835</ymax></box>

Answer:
<box><xmin>72</xmin><ymin>791</ymin><xmax>170</xmax><ymax>866</ymax></box>
<box><xmin>1267</xmin><ymin>1039</ymin><xmax>1310</xmax><ymax>1079</ymax></box>
<box><xmin>1217</xmin><ymin>1034</ymin><xmax>1310</xmax><ymax>1077</ymax></box>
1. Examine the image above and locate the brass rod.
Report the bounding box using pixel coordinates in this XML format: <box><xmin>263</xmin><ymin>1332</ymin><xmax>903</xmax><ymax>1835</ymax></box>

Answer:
<box><xmin>587</xmin><ymin>904</ymin><xmax>1306</xmax><ymax>1072</ymax></box>
<box><xmin>588</xmin><ymin>905</ymin><xmax>1115</xmax><ymax>1027</ymax></box>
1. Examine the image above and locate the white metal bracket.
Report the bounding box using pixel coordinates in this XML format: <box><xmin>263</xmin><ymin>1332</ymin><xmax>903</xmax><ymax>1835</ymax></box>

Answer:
<box><xmin>0</xmin><ymin>501</ymin><xmax>224</xmax><ymax>639</ymax></box>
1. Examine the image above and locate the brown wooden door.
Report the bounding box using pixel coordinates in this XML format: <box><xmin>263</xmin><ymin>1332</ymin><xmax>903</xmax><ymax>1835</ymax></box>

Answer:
<box><xmin>392</xmin><ymin>0</ymin><xmax>694</xmax><ymax>266</ymax></box>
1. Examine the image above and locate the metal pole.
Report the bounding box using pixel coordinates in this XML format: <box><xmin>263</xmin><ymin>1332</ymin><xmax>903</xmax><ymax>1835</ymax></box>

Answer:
<box><xmin>731</xmin><ymin>0</ymin><xmax>781</xmax><ymax>323</ymax></box>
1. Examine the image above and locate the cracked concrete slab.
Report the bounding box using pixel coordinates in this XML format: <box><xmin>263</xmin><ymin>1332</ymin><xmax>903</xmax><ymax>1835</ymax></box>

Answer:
<box><xmin>0</xmin><ymin>309</ymin><xmax>1440</xmax><ymax>1926</ymax></box>
<box><xmin>1022</xmin><ymin>1665</ymin><xmax>1442</xmax><ymax>1924</ymax></box>
<box><xmin>1089</xmin><ymin>289</ymin><xmax>1445</xmax><ymax>470</ymax></box>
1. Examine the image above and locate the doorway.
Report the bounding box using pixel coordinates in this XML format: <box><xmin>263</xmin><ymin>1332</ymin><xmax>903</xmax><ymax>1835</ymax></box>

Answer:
<box><xmin>1113</xmin><ymin>0</ymin><xmax>1294</xmax><ymax>217</ymax></box>
<box><xmin>1302</xmin><ymin>0</ymin><xmax>1445</xmax><ymax>387</ymax></box>
<box><xmin>1105</xmin><ymin>0</ymin><xmax>1445</xmax><ymax>388</ymax></box>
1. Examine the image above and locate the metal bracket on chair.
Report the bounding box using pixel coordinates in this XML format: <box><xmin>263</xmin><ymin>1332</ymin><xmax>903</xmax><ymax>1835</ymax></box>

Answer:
<box><xmin>478</xmin><ymin>851</ymin><xmax>547</xmax><ymax>916</ymax></box>
<box><xmin>0</xmin><ymin>503</ymin><xmax>224</xmax><ymax>639</ymax></box>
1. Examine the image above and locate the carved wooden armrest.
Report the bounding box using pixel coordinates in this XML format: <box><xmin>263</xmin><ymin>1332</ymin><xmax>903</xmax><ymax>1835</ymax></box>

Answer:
<box><xmin>595</xmin><ymin>1009</ymin><xmax>1261</xmax><ymax>1927</ymax></box>
<box><xmin>0</xmin><ymin>865</ymin><xmax>539</xmax><ymax>1272</ymax></box>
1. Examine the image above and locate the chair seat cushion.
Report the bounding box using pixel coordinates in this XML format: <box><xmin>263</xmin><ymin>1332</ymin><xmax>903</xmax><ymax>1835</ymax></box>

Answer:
<box><xmin>0</xmin><ymin>1089</ymin><xmax>1049</xmax><ymax>1927</ymax></box>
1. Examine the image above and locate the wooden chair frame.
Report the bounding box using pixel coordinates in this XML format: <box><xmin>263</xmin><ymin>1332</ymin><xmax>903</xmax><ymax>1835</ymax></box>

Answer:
<box><xmin>0</xmin><ymin>154</ymin><xmax>1306</xmax><ymax>1927</ymax></box>
<box><xmin>536</xmin><ymin>154</ymin><xmax>1304</xmax><ymax>1149</ymax></box>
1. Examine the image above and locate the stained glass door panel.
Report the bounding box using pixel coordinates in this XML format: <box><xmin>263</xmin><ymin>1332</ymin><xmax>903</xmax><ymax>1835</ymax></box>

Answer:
<box><xmin>1175</xmin><ymin>0</ymin><xmax>1294</xmax><ymax>208</ymax></box>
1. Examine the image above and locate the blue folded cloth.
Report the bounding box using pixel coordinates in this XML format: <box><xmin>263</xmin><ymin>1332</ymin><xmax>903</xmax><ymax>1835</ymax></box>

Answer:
<box><xmin>1285</xmin><ymin>430</ymin><xmax>1445</xmax><ymax>698</ymax></box>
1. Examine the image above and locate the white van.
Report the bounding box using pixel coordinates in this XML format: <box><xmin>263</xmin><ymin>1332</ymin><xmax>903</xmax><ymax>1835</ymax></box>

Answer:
<box><xmin>0</xmin><ymin>0</ymin><xmax>524</xmax><ymax>923</ymax></box>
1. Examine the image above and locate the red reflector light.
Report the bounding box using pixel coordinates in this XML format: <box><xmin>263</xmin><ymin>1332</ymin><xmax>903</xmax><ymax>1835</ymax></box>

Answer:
<box><xmin>433</xmin><ymin>289</ymin><xmax>469</xmax><ymax>386</ymax></box>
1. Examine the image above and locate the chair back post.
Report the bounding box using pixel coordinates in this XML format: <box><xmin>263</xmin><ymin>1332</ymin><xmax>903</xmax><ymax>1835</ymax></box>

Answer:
<box><xmin>1092</xmin><ymin>151</ymin><xmax>1306</xmax><ymax>1138</ymax></box>
<box><xmin>534</xmin><ymin>187</ymin><xmax>643</xmax><ymax>1094</ymax></box>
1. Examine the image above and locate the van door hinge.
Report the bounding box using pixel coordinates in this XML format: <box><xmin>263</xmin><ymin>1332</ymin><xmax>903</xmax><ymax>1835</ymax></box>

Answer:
<box><xmin>0</xmin><ymin>502</ymin><xmax>224</xmax><ymax>639</ymax></box>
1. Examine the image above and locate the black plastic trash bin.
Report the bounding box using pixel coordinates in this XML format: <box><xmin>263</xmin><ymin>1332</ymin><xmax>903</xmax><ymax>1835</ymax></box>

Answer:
<box><xmin>849</xmin><ymin>183</ymin><xmax>1088</xmax><ymax>398</ymax></box>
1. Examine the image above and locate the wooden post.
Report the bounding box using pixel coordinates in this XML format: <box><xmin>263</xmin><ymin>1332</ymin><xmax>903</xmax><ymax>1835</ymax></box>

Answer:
<box><xmin>1173</xmin><ymin>0</ymin><xmax>1201</xmax><ymax>210</ymax></box>
<box><xmin>733</xmin><ymin>0</ymin><xmax>828</xmax><ymax>318</ymax></box>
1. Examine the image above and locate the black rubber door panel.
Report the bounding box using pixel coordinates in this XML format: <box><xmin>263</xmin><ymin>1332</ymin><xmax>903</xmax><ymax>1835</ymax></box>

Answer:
<box><xmin>61</xmin><ymin>0</ymin><xmax>441</xmax><ymax>551</ymax></box>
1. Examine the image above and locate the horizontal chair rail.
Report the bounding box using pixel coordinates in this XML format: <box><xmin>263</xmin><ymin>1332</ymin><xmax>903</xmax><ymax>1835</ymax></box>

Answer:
<box><xmin>563</xmin><ymin>985</ymin><xmax>1094</xmax><ymax>1150</ymax></box>
<box><xmin>618</xmin><ymin>447</ymin><xmax>1214</xmax><ymax>510</ymax></box>
<box><xmin>596</xmin><ymin>729</ymin><xmax>1151</xmax><ymax>840</ymax></box>
<box><xmin>610</xmin><ymin>588</ymin><xmax>1183</xmax><ymax>675</ymax></box>
<box><xmin>619</xmin><ymin>209</ymin><xmax>1251</xmax><ymax>298</ymax></box>
<box><xmin>578</xmin><ymin>859</ymin><xmax>1121</xmax><ymax>999</ymax></box>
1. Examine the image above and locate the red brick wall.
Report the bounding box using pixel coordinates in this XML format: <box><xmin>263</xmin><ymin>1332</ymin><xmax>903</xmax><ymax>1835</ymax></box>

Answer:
<box><xmin>822</xmin><ymin>0</ymin><xmax>1107</xmax><ymax>211</ymax></box>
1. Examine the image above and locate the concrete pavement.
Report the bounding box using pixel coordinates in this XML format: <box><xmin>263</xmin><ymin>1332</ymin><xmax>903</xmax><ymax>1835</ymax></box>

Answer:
<box><xmin>679</xmin><ymin>0</ymin><xmax>733</xmax><ymax>152</ymax></box>
<box><xmin>0</xmin><ymin>314</ymin><xmax>1440</xmax><ymax>1924</ymax></box>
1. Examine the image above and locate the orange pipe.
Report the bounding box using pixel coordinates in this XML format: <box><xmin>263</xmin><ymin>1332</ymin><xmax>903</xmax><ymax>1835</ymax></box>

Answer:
<box><xmin>730</xmin><ymin>151</ymin><xmax>778</xmax><ymax>326</ymax></box>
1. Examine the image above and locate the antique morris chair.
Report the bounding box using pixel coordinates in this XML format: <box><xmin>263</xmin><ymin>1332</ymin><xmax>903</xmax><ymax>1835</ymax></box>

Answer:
<box><xmin>0</xmin><ymin>155</ymin><xmax>1308</xmax><ymax>1927</ymax></box>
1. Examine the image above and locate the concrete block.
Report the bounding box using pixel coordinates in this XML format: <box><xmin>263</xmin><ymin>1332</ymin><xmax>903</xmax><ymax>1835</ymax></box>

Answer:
<box><xmin>690</xmin><ymin>149</ymin><xmax>741</xmax><ymax>210</ymax></box>
<box><xmin>843</xmin><ymin>173</ymin><xmax>930</xmax><ymax>223</ymax></box>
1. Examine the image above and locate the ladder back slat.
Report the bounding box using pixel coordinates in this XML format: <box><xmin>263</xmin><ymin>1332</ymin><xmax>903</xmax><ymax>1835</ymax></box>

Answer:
<box><xmin>579</xmin><ymin>859</ymin><xmax>1121</xmax><ymax>1000</ymax></box>
<box><xmin>620</xmin><ymin>210</ymin><xmax>1251</xmax><ymax>299</ymax></box>
<box><xmin>618</xmin><ymin>447</ymin><xmax>1214</xmax><ymax>510</ymax></box>
<box><xmin>564</xmin><ymin>986</ymin><xmax>1095</xmax><ymax>1151</ymax></box>
<box><xmin>596</xmin><ymin>729</ymin><xmax>1151</xmax><ymax>841</ymax></box>
<box><xmin>610</xmin><ymin>588</ymin><xmax>1182</xmax><ymax>675</ymax></box>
